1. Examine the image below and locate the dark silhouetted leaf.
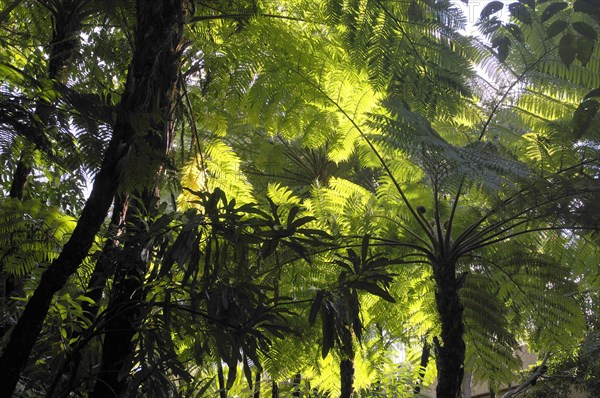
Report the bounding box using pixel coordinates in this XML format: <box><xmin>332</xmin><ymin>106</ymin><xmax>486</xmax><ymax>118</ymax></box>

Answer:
<box><xmin>361</xmin><ymin>235</ymin><xmax>370</xmax><ymax>265</ymax></box>
<box><xmin>572</xmin><ymin>21</ymin><xmax>598</xmax><ymax>40</ymax></box>
<box><xmin>576</xmin><ymin>36</ymin><xmax>595</xmax><ymax>66</ymax></box>
<box><xmin>349</xmin><ymin>281</ymin><xmax>396</xmax><ymax>302</ymax></box>
<box><xmin>573</xmin><ymin>99</ymin><xmax>599</xmax><ymax>138</ymax></box>
<box><xmin>509</xmin><ymin>2</ymin><xmax>532</xmax><ymax>24</ymax></box>
<box><xmin>559</xmin><ymin>33</ymin><xmax>576</xmax><ymax>67</ymax></box>
<box><xmin>574</xmin><ymin>0</ymin><xmax>599</xmax><ymax>17</ymax></box>
<box><xmin>583</xmin><ymin>88</ymin><xmax>600</xmax><ymax>100</ymax></box>
<box><xmin>321</xmin><ymin>310</ymin><xmax>335</xmax><ymax>358</ymax></box>
<box><xmin>408</xmin><ymin>2</ymin><xmax>423</xmax><ymax>20</ymax></box>
<box><xmin>541</xmin><ymin>2</ymin><xmax>568</xmax><ymax>22</ymax></box>
<box><xmin>481</xmin><ymin>1</ymin><xmax>504</xmax><ymax>19</ymax></box>
<box><xmin>546</xmin><ymin>20</ymin><xmax>568</xmax><ymax>38</ymax></box>
<box><xmin>492</xmin><ymin>36</ymin><xmax>511</xmax><ymax>63</ymax></box>
<box><xmin>309</xmin><ymin>290</ymin><xmax>324</xmax><ymax>325</ymax></box>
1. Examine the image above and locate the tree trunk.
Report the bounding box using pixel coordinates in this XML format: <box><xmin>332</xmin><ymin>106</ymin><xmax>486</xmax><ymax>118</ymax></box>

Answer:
<box><xmin>340</xmin><ymin>325</ymin><xmax>355</xmax><ymax>398</ymax></box>
<box><xmin>80</xmin><ymin>194</ymin><xmax>130</xmax><ymax>324</ymax></box>
<box><xmin>433</xmin><ymin>258</ymin><xmax>466</xmax><ymax>398</ymax></box>
<box><xmin>44</xmin><ymin>196</ymin><xmax>129</xmax><ymax>398</ymax></box>
<box><xmin>218</xmin><ymin>361</ymin><xmax>227</xmax><ymax>398</ymax></box>
<box><xmin>88</xmin><ymin>231</ymin><xmax>148</xmax><ymax>398</ymax></box>
<box><xmin>0</xmin><ymin>0</ymin><xmax>186</xmax><ymax>394</ymax></box>
<box><xmin>88</xmin><ymin>1</ymin><xmax>186</xmax><ymax>396</ymax></box>
<box><xmin>272</xmin><ymin>380</ymin><xmax>279</xmax><ymax>398</ymax></box>
<box><xmin>292</xmin><ymin>373</ymin><xmax>301</xmax><ymax>397</ymax></box>
<box><xmin>414</xmin><ymin>338</ymin><xmax>431</xmax><ymax>394</ymax></box>
<box><xmin>254</xmin><ymin>370</ymin><xmax>261</xmax><ymax>398</ymax></box>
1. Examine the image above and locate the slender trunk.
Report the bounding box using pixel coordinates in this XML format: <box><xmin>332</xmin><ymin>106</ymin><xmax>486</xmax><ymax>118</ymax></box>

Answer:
<box><xmin>80</xmin><ymin>194</ymin><xmax>129</xmax><ymax>323</ymax></box>
<box><xmin>292</xmin><ymin>373</ymin><xmax>301</xmax><ymax>397</ymax></box>
<box><xmin>254</xmin><ymin>370</ymin><xmax>261</xmax><ymax>398</ymax></box>
<box><xmin>272</xmin><ymin>380</ymin><xmax>279</xmax><ymax>398</ymax></box>
<box><xmin>88</xmin><ymin>229</ymin><xmax>148</xmax><ymax>398</ymax></box>
<box><xmin>218</xmin><ymin>361</ymin><xmax>227</xmax><ymax>398</ymax></box>
<box><xmin>0</xmin><ymin>0</ymin><xmax>186</xmax><ymax>393</ymax></box>
<box><xmin>414</xmin><ymin>338</ymin><xmax>431</xmax><ymax>394</ymax></box>
<box><xmin>0</xmin><ymin>110</ymin><xmax>130</xmax><ymax>395</ymax></box>
<box><xmin>88</xmin><ymin>1</ymin><xmax>186</xmax><ymax>395</ymax></box>
<box><xmin>44</xmin><ymin>196</ymin><xmax>129</xmax><ymax>398</ymax></box>
<box><xmin>340</xmin><ymin>326</ymin><xmax>355</xmax><ymax>398</ymax></box>
<box><xmin>433</xmin><ymin>258</ymin><xmax>466</xmax><ymax>398</ymax></box>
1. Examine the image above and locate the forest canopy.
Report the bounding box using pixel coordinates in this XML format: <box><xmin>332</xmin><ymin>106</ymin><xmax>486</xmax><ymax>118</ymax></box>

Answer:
<box><xmin>0</xmin><ymin>0</ymin><xmax>599</xmax><ymax>397</ymax></box>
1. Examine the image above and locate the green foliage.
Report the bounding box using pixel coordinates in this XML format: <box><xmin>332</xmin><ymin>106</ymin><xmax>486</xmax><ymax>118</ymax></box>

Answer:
<box><xmin>1</xmin><ymin>0</ymin><xmax>599</xmax><ymax>396</ymax></box>
<box><xmin>0</xmin><ymin>198</ymin><xmax>75</xmax><ymax>278</ymax></box>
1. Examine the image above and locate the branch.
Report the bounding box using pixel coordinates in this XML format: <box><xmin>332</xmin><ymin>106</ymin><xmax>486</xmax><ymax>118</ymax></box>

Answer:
<box><xmin>478</xmin><ymin>46</ymin><xmax>557</xmax><ymax>141</ymax></box>
<box><xmin>501</xmin><ymin>355</ymin><xmax>549</xmax><ymax>398</ymax></box>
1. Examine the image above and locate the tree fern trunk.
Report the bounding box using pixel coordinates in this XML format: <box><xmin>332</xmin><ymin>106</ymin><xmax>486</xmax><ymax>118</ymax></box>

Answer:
<box><xmin>340</xmin><ymin>325</ymin><xmax>355</xmax><ymax>398</ymax></box>
<box><xmin>433</xmin><ymin>258</ymin><xmax>465</xmax><ymax>398</ymax></box>
<box><xmin>272</xmin><ymin>380</ymin><xmax>279</xmax><ymax>398</ymax></box>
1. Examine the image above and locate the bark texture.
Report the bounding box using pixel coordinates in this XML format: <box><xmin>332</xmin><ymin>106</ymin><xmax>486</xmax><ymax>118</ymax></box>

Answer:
<box><xmin>0</xmin><ymin>0</ymin><xmax>185</xmax><ymax>395</ymax></box>
<box><xmin>88</xmin><ymin>1</ymin><xmax>186</xmax><ymax>396</ymax></box>
<box><xmin>433</xmin><ymin>258</ymin><xmax>466</xmax><ymax>398</ymax></box>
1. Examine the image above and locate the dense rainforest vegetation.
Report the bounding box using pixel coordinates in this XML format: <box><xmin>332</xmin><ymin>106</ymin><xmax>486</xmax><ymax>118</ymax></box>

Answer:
<box><xmin>0</xmin><ymin>0</ymin><xmax>599</xmax><ymax>397</ymax></box>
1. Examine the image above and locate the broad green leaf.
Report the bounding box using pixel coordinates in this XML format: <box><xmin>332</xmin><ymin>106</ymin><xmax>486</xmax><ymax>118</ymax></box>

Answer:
<box><xmin>576</xmin><ymin>36</ymin><xmax>595</xmax><ymax>66</ymax></box>
<box><xmin>546</xmin><ymin>20</ymin><xmax>568</xmax><ymax>38</ymax></box>
<box><xmin>573</xmin><ymin>0</ymin><xmax>599</xmax><ymax>17</ymax></box>
<box><xmin>572</xmin><ymin>21</ymin><xmax>598</xmax><ymax>41</ymax></box>
<box><xmin>509</xmin><ymin>2</ymin><xmax>533</xmax><ymax>24</ymax></box>
<box><xmin>559</xmin><ymin>33</ymin><xmax>576</xmax><ymax>67</ymax></box>
<box><xmin>540</xmin><ymin>2</ymin><xmax>568</xmax><ymax>23</ymax></box>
